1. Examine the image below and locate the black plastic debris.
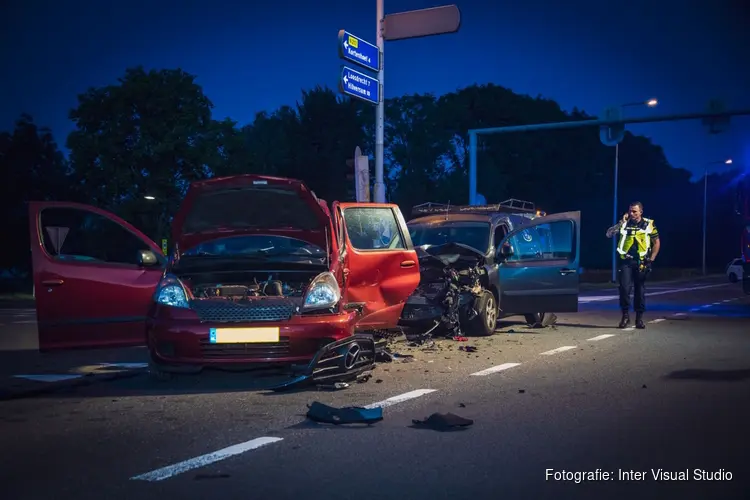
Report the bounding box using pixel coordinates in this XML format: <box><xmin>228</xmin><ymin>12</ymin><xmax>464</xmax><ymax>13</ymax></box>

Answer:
<box><xmin>411</xmin><ymin>412</ymin><xmax>473</xmax><ymax>431</ymax></box>
<box><xmin>270</xmin><ymin>335</ymin><xmax>377</xmax><ymax>392</ymax></box>
<box><xmin>306</xmin><ymin>401</ymin><xmax>383</xmax><ymax>425</ymax></box>
<box><xmin>518</xmin><ymin>389</ymin><xmax>525</xmax><ymax>394</ymax></box>
<box><xmin>459</xmin><ymin>345</ymin><xmax>477</xmax><ymax>353</ymax></box>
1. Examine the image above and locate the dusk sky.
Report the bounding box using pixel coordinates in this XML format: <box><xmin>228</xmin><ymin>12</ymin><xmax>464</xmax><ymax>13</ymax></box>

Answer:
<box><xmin>2</xmin><ymin>0</ymin><xmax>749</xmax><ymax>181</ymax></box>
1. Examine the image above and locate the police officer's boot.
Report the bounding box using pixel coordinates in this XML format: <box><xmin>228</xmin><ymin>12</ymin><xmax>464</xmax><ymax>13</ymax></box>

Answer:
<box><xmin>618</xmin><ymin>311</ymin><xmax>630</xmax><ymax>329</ymax></box>
<box><xmin>635</xmin><ymin>312</ymin><xmax>645</xmax><ymax>329</ymax></box>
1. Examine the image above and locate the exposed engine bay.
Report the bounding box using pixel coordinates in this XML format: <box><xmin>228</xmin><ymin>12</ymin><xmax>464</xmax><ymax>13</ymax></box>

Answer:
<box><xmin>174</xmin><ymin>269</ymin><xmax>324</xmax><ymax>319</ymax></box>
<box><xmin>400</xmin><ymin>242</ymin><xmax>489</xmax><ymax>337</ymax></box>
<box><xmin>189</xmin><ymin>272</ymin><xmax>311</xmax><ymax>300</ymax></box>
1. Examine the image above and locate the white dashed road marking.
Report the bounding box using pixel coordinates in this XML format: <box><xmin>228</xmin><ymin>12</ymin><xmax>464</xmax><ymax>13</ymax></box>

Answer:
<box><xmin>363</xmin><ymin>389</ymin><xmax>437</xmax><ymax>409</ymax></box>
<box><xmin>130</xmin><ymin>437</ymin><xmax>283</xmax><ymax>482</ymax></box>
<box><xmin>587</xmin><ymin>334</ymin><xmax>616</xmax><ymax>341</ymax></box>
<box><xmin>649</xmin><ymin>318</ymin><xmax>666</xmax><ymax>324</ymax></box>
<box><xmin>673</xmin><ymin>313</ymin><xmax>687</xmax><ymax>317</ymax></box>
<box><xmin>540</xmin><ymin>346</ymin><xmax>577</xmax><ymax>356</ymax></box>
<box><xmin>471</xmin><ymin>362</ymin><xmax>521</xmax><ymax>376</ymax></box>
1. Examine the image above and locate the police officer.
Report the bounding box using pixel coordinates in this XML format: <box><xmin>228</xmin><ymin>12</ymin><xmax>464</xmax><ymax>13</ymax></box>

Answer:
<box><xmin>606</xmin><ymin>202</ymin><xmax>661</xmax><ymax>329</ymax></box>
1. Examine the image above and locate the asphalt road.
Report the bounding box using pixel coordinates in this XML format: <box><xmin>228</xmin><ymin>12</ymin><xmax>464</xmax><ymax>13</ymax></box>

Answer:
<box><xmin>0</xmin><ymin>279</ymin><xmax>748</xmax><ymax>500</ymax></box>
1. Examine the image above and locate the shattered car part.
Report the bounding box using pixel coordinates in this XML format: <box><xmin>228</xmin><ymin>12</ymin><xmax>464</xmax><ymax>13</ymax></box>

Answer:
<box><xmin>411</xmin><ymin>412</ymin><xmax>474</xmax><ymax>431</ymax></box>
<box><xmin>399</xmin><ymin>242</ymin><xmax>489</xmax><ymax>337</ymax></box>
<box><xmin>270</xmin><ymin>334</ymin><xmax>377</xmax><ymax>391</ymax></box>
<box><xmin>306</xmin><ymin>401</ymin><xmax>383</xmax><ymax>425</ymax></box>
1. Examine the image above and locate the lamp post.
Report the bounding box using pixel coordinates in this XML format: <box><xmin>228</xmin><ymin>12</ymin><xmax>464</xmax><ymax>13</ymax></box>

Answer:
<box><xmin>611</xmin><ymin>98</ymin><xmax>659</xmax><ymax>282</ymax></box>
<box><xmin>702</xmin><ymin>158</ymin><xmax>733</xmax><ymax>275</ymax></box>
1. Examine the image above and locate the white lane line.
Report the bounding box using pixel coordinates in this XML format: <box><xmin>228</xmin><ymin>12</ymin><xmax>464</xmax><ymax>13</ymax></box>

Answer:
<box><xmin>673</xmin><ymin>313</ymin><xmax>687</xmax><ymax>317</ymax></box>
<box><xmin>712</xmin><ymin>302</ymin><xmax>721</xmax><ymax>305</ymax></box>
<box><xmin>587</xmin><ymin>334</ymin><xmax>616</xmax><ymax>341</ymax></box>
<box><xmin>130</xmin><ymin>437</ymin><xmax>283</xmax><ymax>482</ymax></box>
<box><xmin>700</xmin><ymin>304</ymin><xmax>712</xmax><ymax>309</ymax></box>
<box><xmin>13</xmin><ymin>374</ymin><xmax>83</xmax><ymax>382</ymax></box>
<box><xmin>579</xmin><ymin>283</ymin><xmax>729</xmax><ymax>303</ymax></box>
<box><xmin>689</xmin><ymin>308</ymin><xmax>701</xmax><ymax>312</ymax></box>
<box><xmin>540</xmin><ymin>346</ymin><xmax>577</xmax><ymax>356</ymax></box>
<box><xmin>649</xmin><ymin>318</ymin><xmax>666</xmax><ymax>324</ymax></box>
<box><xmin>722</xmin><ymin>299</ymin><xmax>731</xmax><ymax>303</ymax></box>
<box><xmin>11</xmin><ymin>320</ymin><xmax>37</xmax><ymax>324</ymax></box>
<box><xmin>99</xmin><ymin>362</ymin><xmax>148</xmax><ymax>369</ymax></box>
<box><xmin>470</xmin><ymin>362</ymin><xmax>521</xmax><ymax>376</ymax></box>
<box><xmin>363</xmin><ymin>389</ymin><xmax>437</xmax><ymax>409</ymax></box>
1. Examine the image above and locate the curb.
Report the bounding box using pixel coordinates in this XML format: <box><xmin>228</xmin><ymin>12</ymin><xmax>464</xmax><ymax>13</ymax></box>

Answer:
<box><xmin>0</xmin><ymin>367</ymin><xmax>147</xmax><ymax>402</ymax></box>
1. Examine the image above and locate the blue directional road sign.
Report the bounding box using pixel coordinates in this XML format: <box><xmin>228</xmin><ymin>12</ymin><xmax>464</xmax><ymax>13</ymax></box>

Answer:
<box><xmin>340</xmin><ymin>66</ymin><xmax>380</xmax><ymax>105</ymax></box>
<box><xmin>338</xmin><ymin>30</ymin><xmax>380</xmax><ymax>73</ymax></box>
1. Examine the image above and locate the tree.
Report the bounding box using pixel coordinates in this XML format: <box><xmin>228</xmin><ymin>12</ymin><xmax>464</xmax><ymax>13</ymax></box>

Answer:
<box><xmin>0</xmin><ymin>115</ymin><xmax>72</xmax><ymax>275</ymax></box>
<box><xmin>66</xmin><ymin>66</ymin><xmax>219</xmax><ymax>240</ymax></box>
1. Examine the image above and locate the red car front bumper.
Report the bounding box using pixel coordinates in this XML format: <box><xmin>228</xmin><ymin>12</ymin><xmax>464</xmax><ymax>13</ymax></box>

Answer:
<box><xmin>146</xmin><ymin>305</ymin><xmax>358</xmax><ymax>369</ymax></box>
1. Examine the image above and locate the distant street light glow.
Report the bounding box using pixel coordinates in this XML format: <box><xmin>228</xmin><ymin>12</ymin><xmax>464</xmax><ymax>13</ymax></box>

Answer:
<box><xmin>725</xmin><ymin>159</ymin><xmax>733</xmax><ymax>164</ymax></box>
<box><xmin>144</xmin><ymin>195</ymin><xmax>156</xmax><ymax>200</ymax></box>
<box><xmin>646</xmin><ymin>98</ymin><xmax>658</xmax><ymax>107</ymax></box>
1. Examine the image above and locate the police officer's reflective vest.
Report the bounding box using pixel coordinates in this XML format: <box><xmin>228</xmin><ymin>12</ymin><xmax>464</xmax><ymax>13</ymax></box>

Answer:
<box><xmin>617</xmin><ymin>217</ymin><xmax>658</xmax><ymax>259</ymax></box>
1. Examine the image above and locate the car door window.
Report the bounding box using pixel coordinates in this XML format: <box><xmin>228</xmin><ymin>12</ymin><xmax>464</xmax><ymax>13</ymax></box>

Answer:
<box><xmin>493</xmin><ymin>224</ymin><xmax>508</xmax><ymax>251</ymax></box>
<box><xmin>505</xmin><ymin>220</ymin><xmax>574</xmax><ymax>262</ymax></box>
<box><xmin>343</xmin><ymin>207</ymin><xmax>405</xmax><ymax>251</ymax></box>
<box><xmin>40</xmin><ymin>207</ymin><xmax>154</xmax><ymax>266</ymax></box>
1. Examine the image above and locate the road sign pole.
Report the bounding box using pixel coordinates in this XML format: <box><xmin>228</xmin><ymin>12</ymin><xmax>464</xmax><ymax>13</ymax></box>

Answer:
<box><xmin>373</xmin><ymin>0</ymin><xmax>386</xmax><ymax>203</ymax></box>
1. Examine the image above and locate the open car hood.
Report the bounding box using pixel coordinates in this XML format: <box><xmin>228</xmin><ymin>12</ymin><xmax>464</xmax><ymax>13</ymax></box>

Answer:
<box><xmin>416</xmin><ymin>242</ymin><xmax>486</xmax><ymax>268</ymax></box>
<box><xmin>171</xmin><ymin>175</ymin><xmax>332</xmax><ymax>252</ymax></box>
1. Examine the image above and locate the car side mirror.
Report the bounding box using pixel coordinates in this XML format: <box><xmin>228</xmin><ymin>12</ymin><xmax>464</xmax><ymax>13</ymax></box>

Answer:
<box><xmin>497</xmin><ymin>244</ymin><xmax>513</xmax><ymax>260</ymax></box>
<box><xmin>138</xmin><ymin>250</ymin><xmax>159</xmax><ymax>267</ymax></box>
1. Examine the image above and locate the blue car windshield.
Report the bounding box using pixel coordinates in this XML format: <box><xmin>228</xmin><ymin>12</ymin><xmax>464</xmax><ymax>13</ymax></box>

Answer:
<box><xmin>408</xmin><ymin>222</ymin><xmax>491</xmax><ymax>252</ymax></box>
<box><xmin>182</xmin><ymin>235</ymin><xmax>326</xmax><ymax>257</ymax></box>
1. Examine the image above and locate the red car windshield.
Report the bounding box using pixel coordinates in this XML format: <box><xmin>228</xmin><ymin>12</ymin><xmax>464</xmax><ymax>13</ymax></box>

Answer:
<box><xmin>181</xmin><ymin>235</ymin><xmax>326</xmax><ymax>258</ymax></box>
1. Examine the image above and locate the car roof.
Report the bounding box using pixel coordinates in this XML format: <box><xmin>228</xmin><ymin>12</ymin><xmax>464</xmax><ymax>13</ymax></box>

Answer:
<box><xmin>408</xmin><ymin>212</ymin><xmax>533</xmax><ymax>227</ymax></box>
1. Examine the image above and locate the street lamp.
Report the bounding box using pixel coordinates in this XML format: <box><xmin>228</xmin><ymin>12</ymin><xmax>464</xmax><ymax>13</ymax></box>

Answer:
<box><xmin>702</xmin><ymin>158</ymin><xmax>733</xmax><ymax>275</ymax></box>
<box><xmin>611</xmin><ymin>98</ymin><xmax>659</xmax><ymax>282</ymax></box>
<box><xmin>144</xmin><ymin>195</ymin><xmax>156</xmax><ymax>200</ymax></box>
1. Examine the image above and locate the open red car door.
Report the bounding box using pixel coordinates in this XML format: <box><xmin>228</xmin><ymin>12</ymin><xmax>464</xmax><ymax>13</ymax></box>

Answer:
<box><xmin>28</xmin><ymin>202</ymin><xmax>166</xmax><ymax>351</ymax></box>
<box><xmin>333</xmin><ymin>202</ymin><xmax>421</xmax><ymax>331</ymax></box>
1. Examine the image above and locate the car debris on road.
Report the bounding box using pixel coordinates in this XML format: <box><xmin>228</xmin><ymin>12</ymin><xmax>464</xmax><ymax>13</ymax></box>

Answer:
<box><xmin>411</xmin><ymin>412</ymin><xmax>474</xmax><ymax>432</ymax></box>
<box><xmin>305</xmin><ymin>401</ymin><xmax>383</xmax><ymax>425</ymax></box>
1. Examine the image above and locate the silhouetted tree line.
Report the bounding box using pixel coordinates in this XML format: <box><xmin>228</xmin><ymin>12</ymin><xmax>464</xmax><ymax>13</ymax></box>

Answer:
<box><xmin>1</xmin><ymin>66</ymin><xmax>744</xmax><ymax>278</ymax></box>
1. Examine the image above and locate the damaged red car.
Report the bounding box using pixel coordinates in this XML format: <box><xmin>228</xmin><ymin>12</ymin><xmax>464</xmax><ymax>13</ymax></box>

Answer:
<box><xmin>28</xmin><ymin>175</ymin><xmax>421</xmax><ymax>383</ymax></box>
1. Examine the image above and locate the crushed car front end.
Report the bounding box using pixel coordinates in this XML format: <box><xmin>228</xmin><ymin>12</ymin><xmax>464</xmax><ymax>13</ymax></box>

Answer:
<box><xmin>146</xmin><ymin>175</ymin><xmax>361</xmax><ymax>374</ymax></box>
<box><xmin>399</xmin><ymin>242</ymin><xmax>492</xmax><ymax>336</ymax></box>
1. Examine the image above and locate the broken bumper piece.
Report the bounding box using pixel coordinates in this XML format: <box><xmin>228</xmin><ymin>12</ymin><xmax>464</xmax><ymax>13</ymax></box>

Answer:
<box><xmin>306</xmin><ymin>401</ymin><xmax>383</xmax><ymax>425</ymax></box>
<box><xmin>270</xmin><ymin>334</ymin><xmax>377</xmax><ymax>392</ymax></box>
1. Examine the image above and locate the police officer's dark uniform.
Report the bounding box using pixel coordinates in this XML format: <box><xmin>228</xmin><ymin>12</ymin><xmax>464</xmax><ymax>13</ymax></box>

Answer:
<box><xmin>606</xmin><ymin>203</ymin><xmax>660</xmax><ymax>329</ymax></box>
